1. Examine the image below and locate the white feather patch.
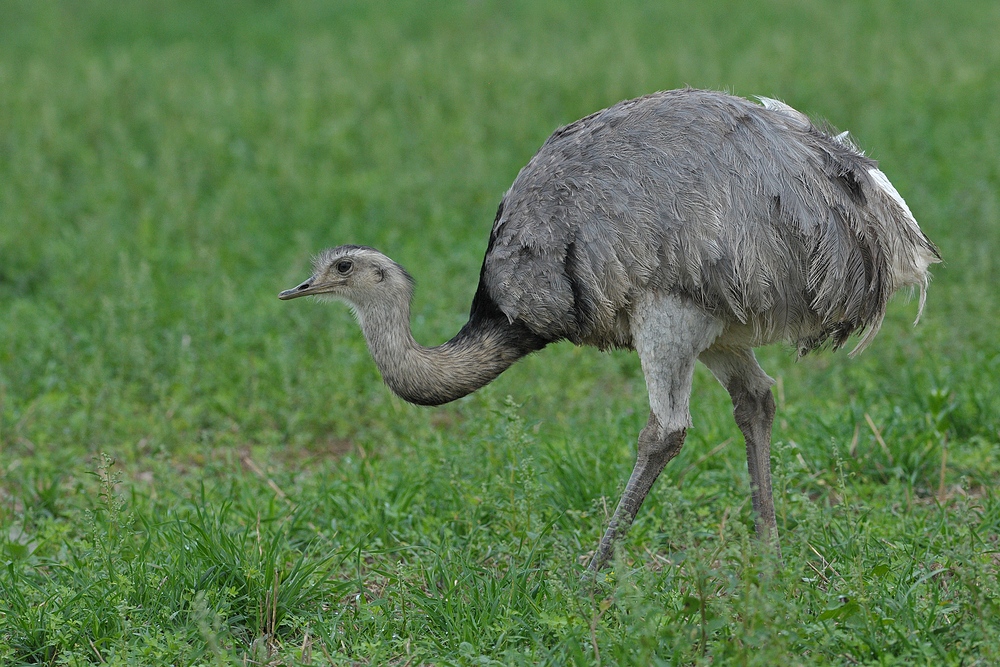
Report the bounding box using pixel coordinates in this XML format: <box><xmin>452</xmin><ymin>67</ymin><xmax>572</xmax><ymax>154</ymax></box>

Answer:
<box><xmin>867</xmin><ymin>168</ymin><xmax>921</xmax><ymax>235</ymax></box>
<box><xmin>866</xmin><ymin>167</ymin><xmax>936</xmax><ymax>326</ymax></box>
<box><xmin>756</xmin><ymin>96</ymin><xmax>811</xmax><ymax>129</ymax></box>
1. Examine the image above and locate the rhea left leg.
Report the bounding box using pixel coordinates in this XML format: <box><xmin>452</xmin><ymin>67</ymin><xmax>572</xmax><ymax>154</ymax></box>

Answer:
<box><xmin>587</xmin><ymin>294</ymin><xmax>723</xmax><ymax>572</ymax></box>
<box><xmin>588</xmin><ymin>412</ymin><xmax>687</xmax><ymax>571</ymax></box>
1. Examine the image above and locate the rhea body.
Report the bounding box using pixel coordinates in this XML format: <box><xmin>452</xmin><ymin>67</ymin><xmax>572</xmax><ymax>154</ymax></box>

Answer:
<box><xmin>280</xmin><ymin>89</ymin><xmax>939</xmax><ymax>570</ymax></box>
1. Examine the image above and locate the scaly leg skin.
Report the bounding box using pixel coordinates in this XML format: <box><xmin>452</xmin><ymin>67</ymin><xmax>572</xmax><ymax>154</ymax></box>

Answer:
<box><xmin>587</xmin><ymin>293</ymin><xmax>723</xmax><ymax>572</ymax></box>
<box><xmin>588</xmin><ymin>414</ymin><xmax>686</xmax><ymax>571</ymax></box>
<box><xmin>700</xmin><ymin>347</ymin><xmax>781</xmax><ymax>560</ymax></box>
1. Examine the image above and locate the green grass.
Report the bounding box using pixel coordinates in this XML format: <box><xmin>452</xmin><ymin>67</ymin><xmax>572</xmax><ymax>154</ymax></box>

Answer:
<box><xmin>2</xmin><ymin>0</ymin><xmax>999</xmax><ymax>664</ymax></box>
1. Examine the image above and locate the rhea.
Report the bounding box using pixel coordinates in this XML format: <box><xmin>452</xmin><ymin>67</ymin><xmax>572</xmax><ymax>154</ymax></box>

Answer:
<box><xmin>280</xmin><ymin>89</ymin><xmax>939</xmax><ymax>571</ymax></box>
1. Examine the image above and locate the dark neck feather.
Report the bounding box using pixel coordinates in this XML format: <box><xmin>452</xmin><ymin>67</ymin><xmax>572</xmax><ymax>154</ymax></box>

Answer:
<box><xmin>356</xmin><ymin>282</ymin><xmax>547</xmax><ymax>407</ymax></box>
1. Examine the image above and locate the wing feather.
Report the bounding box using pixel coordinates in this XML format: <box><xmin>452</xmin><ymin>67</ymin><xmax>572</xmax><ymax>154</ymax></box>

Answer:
<box><xmin>480</xmin><ymin>89</ymin><xmax>939</xmax><ymax>352</ymax></box>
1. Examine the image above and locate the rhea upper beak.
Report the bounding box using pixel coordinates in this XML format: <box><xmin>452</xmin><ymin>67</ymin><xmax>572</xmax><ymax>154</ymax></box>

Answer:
<box><xmin>278</xmin><ymin>278</ymin><xmax>318</xmax><ymax>300</ymax></box>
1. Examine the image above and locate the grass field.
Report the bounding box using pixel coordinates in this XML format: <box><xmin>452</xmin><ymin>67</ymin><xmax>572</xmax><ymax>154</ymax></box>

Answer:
<box><xmin>2</xmin><ymin>0</ymin><xmax>999</xmax><ymax>664</ymax></box>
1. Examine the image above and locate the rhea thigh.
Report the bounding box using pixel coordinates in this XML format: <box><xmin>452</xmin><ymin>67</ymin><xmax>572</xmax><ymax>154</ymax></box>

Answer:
<box><xmin>630</xmin><ymin>293</ymin><xmax>724</xmax><ymax>438</ymax></box>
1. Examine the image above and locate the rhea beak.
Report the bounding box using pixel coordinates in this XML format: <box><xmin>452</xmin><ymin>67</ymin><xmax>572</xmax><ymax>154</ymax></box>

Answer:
<box><xmin>278</xmin><ymin>278</ymin><xmax>319</xmax><ymax>300</ymax></box>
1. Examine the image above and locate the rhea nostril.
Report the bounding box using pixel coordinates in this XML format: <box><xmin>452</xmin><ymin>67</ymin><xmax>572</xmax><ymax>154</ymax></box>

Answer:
<box><xmin>297</xmin><ymin>282</ymin><xmax>310</xmax><ymax>291</ymax></box>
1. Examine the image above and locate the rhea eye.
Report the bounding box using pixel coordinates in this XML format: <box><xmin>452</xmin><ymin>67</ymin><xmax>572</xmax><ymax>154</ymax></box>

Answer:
<box><xmin>336</xmin><ymin>260</ymin><xmax>352</xmax><ymax>274</ymax></box>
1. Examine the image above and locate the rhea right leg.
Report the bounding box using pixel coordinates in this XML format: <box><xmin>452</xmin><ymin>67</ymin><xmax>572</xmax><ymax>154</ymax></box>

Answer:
<box><xmin>700</xmin><ymin>347</ymin><xmax>780</xmax><ymax>558</ymax></box>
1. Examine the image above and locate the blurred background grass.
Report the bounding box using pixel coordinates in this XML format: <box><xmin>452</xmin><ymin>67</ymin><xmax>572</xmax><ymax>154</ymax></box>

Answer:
<box><xmin>1</xmin><ymin>0</ymin><xmax>999</xmax><ymax>663</ymax></box>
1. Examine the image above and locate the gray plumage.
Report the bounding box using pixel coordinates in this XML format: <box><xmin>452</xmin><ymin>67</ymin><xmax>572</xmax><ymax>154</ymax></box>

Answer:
<box><xmin>487</xmin><ymin>90</ymin><xmax>936</xmax><ymax>354</ymax></box>
<box><xmin>281</xmin><ymin>89</ymin><xmax>940</xmax><ymax>570</ymax></box>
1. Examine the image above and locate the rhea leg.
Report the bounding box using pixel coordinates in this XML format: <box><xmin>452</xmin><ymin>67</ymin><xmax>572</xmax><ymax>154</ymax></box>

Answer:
<box><xmin>700</xmin><ymin>347</ymin><xmax>780</xmax><ymax>556</ymax></box>
<box><xmin>588</xmin><ymin>295</ymin><xmax>722</xmax><ymax>572</ymax></box>
<box><xmin>588</xmin><ymin>412</ymin><xmax>687</xmax><ymax>571</ymax></box>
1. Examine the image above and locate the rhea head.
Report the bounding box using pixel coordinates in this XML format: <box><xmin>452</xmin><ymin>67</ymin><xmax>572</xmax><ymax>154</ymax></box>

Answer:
<box><xmin>278</xmin><ymin>245</ymin><xmax>414</xmax><ymax>308</ymax></box>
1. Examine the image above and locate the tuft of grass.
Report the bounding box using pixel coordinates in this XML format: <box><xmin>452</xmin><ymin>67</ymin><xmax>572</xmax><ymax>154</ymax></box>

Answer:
<box><xmin>0</xmin><ymin>454</ymin><xmax>346</xmax><ymax>664</ymax></box>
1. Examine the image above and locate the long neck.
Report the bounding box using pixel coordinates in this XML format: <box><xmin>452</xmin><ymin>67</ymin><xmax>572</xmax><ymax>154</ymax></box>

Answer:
<box><xmin>353</xmin><ymin>288</ymin><xmax>543</xmax><ymax>407</ymax></box>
